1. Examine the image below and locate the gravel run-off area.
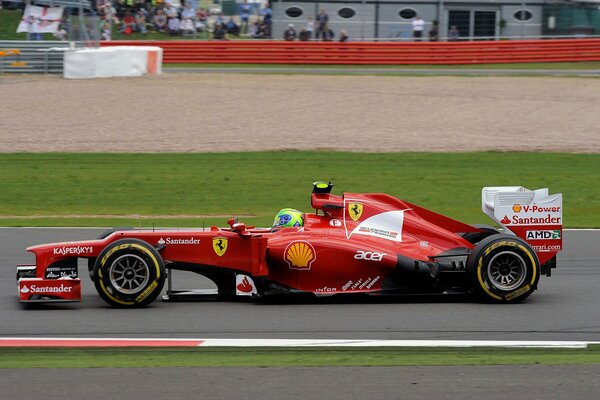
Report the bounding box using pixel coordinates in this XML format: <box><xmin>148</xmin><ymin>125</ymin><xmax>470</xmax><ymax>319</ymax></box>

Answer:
<box><xmin>1</xmin><ymin>73</ymin><xmax>599</xmax><ymax>153</ymax></box>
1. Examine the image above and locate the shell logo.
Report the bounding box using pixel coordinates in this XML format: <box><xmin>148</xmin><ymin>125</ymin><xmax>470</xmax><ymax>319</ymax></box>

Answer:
<box><xmin>284</xmin><ymin>241</ymin><xmax>316</xmax><ymax>270</ymax></box>
<box><xmin>512</xmin><ymin>204</ymin><xmax>522</xmax><ymax>213</ymax></box>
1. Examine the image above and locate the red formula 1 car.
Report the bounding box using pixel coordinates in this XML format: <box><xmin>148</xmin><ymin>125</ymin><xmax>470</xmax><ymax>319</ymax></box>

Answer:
<box><xmin>17</xmin><ymin>183</ymin><xmax>563</xmax><ymax>307</ymax></box>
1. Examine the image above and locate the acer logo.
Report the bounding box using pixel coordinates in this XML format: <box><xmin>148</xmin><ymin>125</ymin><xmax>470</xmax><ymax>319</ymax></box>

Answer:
<box><xmin>354</xmin><ymin>251</ymin><xmax>386</xmax><ymax>262</ymax></box>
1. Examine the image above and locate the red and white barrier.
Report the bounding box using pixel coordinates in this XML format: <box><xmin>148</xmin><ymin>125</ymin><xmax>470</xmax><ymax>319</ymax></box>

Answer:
<box><xmin>64</xmin><ymin>46</ymin><xmax>162</xmax><ymax>79</ymax></box>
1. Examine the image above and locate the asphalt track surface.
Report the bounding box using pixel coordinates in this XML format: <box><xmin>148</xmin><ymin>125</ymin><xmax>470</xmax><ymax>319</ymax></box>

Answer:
<box><xmin>1</xmin><ymin>365</ymin><xmax>599</xmax><ymax>400</ymax></box>
<box><xmin>1</xmin><ymin>228</ymin><xmax>599</xmax><ymax>341</ymax></box>
<box><xmin>167</xmin><ymin>67</ymin><xmax>600</xmax><ymax>76</ymax></box>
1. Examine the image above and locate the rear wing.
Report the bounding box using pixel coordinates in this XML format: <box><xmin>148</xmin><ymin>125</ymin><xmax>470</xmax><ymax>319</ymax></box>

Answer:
<box><xmin>482</xmin><ymin>186</ymin><xmax>563</xmax><ymax>258</ymax></box>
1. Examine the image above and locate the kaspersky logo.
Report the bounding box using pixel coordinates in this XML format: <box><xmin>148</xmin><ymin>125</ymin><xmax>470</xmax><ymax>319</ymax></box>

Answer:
<box><xmin>53</xmin><ymin>246</ymin><xmax>93</xmax><ymax>256</ymax></box>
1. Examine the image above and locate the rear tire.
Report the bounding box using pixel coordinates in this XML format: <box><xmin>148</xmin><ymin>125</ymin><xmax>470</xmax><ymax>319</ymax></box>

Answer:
<box><xmin>93</xmin><ymin>239</ymin><xmax>165</xmax><ymax>308</ymax></box>
<box><xmin>466</xmin><ymin>235</ymin><xmax>540</xmax><ymax>303</ymax></box>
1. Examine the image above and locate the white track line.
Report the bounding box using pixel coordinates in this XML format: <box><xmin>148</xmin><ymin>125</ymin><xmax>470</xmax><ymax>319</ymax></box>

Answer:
<box><xmin>197</xmin><ymin>339</ymin><xmax>600</xmax><ymax>348</ymax></box>
<box><xmin>0</xmin><ymin>338</ymin><xmax>599</xmax><ymax>348</ymax></box>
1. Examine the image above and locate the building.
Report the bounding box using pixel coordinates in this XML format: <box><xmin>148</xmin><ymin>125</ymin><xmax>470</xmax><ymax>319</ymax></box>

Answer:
<box><xmin>270</xmin><ymin>0</ymin><xmax>599</xmax><ymax>41</ymax></box>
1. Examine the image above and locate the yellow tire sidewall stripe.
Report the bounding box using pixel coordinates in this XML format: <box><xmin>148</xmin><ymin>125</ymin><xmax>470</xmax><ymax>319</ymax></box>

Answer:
<box><xmin>98</xmin><ymin>242</ymin><xmax>161</xmax><ymax>305</ymax></box>
<box><xmin>477</xmin><ymin>241</ymin><xmax>538</xmax><ymax>301</ymax></box>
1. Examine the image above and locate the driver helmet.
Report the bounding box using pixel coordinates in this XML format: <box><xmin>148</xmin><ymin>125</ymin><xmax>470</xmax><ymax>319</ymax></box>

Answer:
<box><xmin>273</xmin><ymin>208</ymin><xmax>304</xmax><ymax>228</ymax></box>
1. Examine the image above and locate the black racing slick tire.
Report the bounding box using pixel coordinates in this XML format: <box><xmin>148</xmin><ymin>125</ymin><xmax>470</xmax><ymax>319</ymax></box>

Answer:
<box><xmin>89</xmin><ymin>227</ymin><xmax>135</xmax><ymax>280</ymax></box>
<box><xmin>466</xmin><ymin>235</ymin><xmax>540</xmax><ymax>303</ymax></box>
<box><xmin>93</xmin><ymin>239</ymin><xmax>165</xmax><ymax>308</ymax></box>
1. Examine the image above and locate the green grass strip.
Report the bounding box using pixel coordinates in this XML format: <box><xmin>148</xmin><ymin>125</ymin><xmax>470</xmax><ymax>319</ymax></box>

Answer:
<box><xmin>1</xmin><ymin>346</ymin><xmax>599</xmax><ymax>368</ymax></box>
<box><xmin>1</xmin><ymin>152</ymin><xmax>598</xmax><ymax>227</ymax></box>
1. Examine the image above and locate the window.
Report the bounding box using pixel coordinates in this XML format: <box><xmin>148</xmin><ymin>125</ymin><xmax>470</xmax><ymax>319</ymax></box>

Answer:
<box><xmin>338</xmin><ymin>8</ymin><xmax>356</xmax><ymax>19</ymax></box>
<box><xmin>399</xmin><ymin>9</ymin><xmax>417</xmax><ymax>20</ymax></box>
<box><xmin>513</xmin><ymin>10</ymin><xmax>532</xmax><ymax>22</ymax></box>
<box><xmin>285</xmin><ymin>7</ymin><xmax>303</xmax><ymax>19</ymax></box>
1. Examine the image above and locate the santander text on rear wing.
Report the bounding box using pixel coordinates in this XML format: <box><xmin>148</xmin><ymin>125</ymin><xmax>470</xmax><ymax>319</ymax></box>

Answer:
<box><xmin>482</xmin><ymin>186</ymin><xmax>562</xmax><ymax>265</ymax></box>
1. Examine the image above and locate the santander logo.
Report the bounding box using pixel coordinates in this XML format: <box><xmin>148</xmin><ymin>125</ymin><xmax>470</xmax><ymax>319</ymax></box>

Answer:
<box><xmin>236</xmin><ymin>276</ymin><xmax>253</xmax><ymax>293</ymax></box>
<box><xmin>501</xmin><ymin>215</ymin><xmax>511</xmax><ymax>224</ymax></box>
<box><xmin>235</xmin><ymin>274</ymin><xmax>256</xmax><ymax>296</ymax></box>
<box><xmin>20</xmin><ymin>284</ymin><xmax>72</xmax><ymax>294</ymax></box>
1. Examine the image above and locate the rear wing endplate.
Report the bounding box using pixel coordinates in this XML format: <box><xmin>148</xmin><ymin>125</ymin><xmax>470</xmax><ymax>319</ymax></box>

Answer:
<box><xmin>482</xmin><ymin>186</ymin><xmax>563</xmax><ymax>254</ymax></box>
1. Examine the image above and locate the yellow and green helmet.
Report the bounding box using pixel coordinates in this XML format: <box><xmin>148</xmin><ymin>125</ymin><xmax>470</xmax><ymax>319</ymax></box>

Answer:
<box><xmin>273</xmin><ymin>208</ymin><xmax>304</xmax><ymax>228</ymax></box>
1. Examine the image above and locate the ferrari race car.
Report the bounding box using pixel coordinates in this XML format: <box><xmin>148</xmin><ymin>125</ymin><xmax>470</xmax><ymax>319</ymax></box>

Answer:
<box><xmin>17</xmin><ymin>183</ymin><xmax>563</xmax><ymax>307</ymax></box>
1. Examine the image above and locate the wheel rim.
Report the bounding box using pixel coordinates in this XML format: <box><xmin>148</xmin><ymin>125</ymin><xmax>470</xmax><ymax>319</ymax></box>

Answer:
<box><xmin>109</xmin><ymin>254</ymin><xmax>150</xmax><ymax>294</ymax></box>
<box><xmin>487</xmin><ymin>251</ymin><xmax>527</xmax><ymax>291</ymax></box>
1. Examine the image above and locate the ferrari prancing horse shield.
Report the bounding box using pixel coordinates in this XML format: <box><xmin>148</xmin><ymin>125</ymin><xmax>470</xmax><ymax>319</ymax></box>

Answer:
<box><xmin>212</xmin><ymin>237</ymin><xmax>228</xmax><ymax>256</ymax></box>
<box><xmin>348</xmin><ymin>202</ymin><xmax>363</xmax><ymax>221</ymax></box>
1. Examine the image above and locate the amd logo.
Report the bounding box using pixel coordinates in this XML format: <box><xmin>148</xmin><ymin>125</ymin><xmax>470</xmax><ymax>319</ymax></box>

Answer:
<box><xmin>354</xmin><ymin>251</ymin><xmax>387</xmax><ymax>262</ymax></box>
<box><xmin>526</xmin><ymin>230</ymin><xmax>561</xmax><ymax>240</ymax></box>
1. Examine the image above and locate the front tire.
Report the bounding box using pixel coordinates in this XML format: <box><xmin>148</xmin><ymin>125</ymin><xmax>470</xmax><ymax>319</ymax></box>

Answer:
<box><xmin>466</xmin><ymin>235</ymin><xmax>540</xmax><ymax>303</ymax></box>
<box><xmin>93</xmin><ymin>239</ymin><xmax>165</xmax><ymax>307</ymax></box>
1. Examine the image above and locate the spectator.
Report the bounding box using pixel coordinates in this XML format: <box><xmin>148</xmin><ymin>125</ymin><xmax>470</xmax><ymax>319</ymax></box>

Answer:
<box><xmin>120</xmin><ymin>12</ymin><xmax>136</xmax><ymax>35</ymax></box>
<box><xmin>166</xmin><ymin>3</ymin><xmax>178</xmax><ymax>19</ymax></box>
<box><xmin>315</xmin><ymin>8</ymin><xmax>328</xmax><ymax>40</ymax></box>
<box><xmin>448</xmin><ymin>25</ymin><xmax>459</xmax><ymax>41</ymax></box>
<box><xmin>239</xmin><ymin>0</ymin><xmax>252</xmax><ymax>35</ymax></box>
<box><xmin>261</xmin><ymin>2</ymin><xmax>272</xmax><ymax>38</ymax></box>
<box><xmin>181</xmin><ymin>4</ymin><xmax>195</xmax><ymax>20</ymax></box>
<box><xmin>339</xmin><ymin>30</ymin><xmax>348</xmax><ymax>42</ymax></box>
<box><xmin>299</xmin><ymin>28</ymin><xmax>309</xmax><ymax>41</ymax></box>
<box><xmin>167</xmin><ymin>15</ymin><xmax>181</xmax><ymax>35</ymax></box>
<box><xmin>180</xmin><ymin>17</ymin><xmax>195</xmax><ymax>34</ymax></box>
<box><xmin>429</xmin><ymin>21</ymin><xmax>439</xmax><ymax>41</ymax></box>
<box><xmin>283</xmin><ymin>23</ymin><xmax>296</xmax><ymax>41</ymax></box>
<box><xmin>195</xmin><ymin>7</ymin><xmax>207</xmax><ymax>31</ymax></box>
<box><xmin>137</xmin><ymin>5</ymin><xmax>148</xmax><ymax>20</ymax></box>
<box><xmin>249</xmin><ymin>20</ymin><xmax>260</xmax><ymax>37</ymax></box>
<box><xmin>196</xmin><ymin>7</ymin><xmax>207</xmax><ymax>22</ymax></box>
<box><xmin>214</xmin><ymin>11</ymin><xmax>224</xmax><ymax>25</ymax></box>
<box><xmin>305</xmin><ymin>16</ymin><xmax>314</xmax><ymax>39</ymax></box>
<box><xmin>254</xmin><ymin>21</ymin><xmax>271</xmax><ymax>38</ymax></box>
<box><xmin>53</xmin><ymin>14</ymin><xmax>69</xmax><ymax>40</ymax></box>
<box><xmin>213</xmin><ymin>22</ymin><xmax>227</xmax><ymax>40</ymax></box>
<box><xmin>322</xmin><ymin>24</ymin><xmax>334</xmax><ymax>41</ymax></box>
<box><xmin>153</xmin><ymin>8</ymin><xmax>167</xmax><ymax>32</ymax></box>
<box><xmin>115</xmin><ymin>0</ymin><xmax>127</xmax><ymax>20</ymax></box>
<box><xmin>184</xmin><ymin>0</ymin><xmax>198</xmax><ymax>10</ymax></box>
<box><xmin>412</xmin><ymin>15</ymin><xmax>424</xmax><ymax>41</ymax></box>
<box><xmin>135</xmin><ymin>10</ymin><xmax>147</xmax><ymax>33</ymax></box>
<box><xmin>100</xmin><ymin>20</ymin><xmax>111</xmax><ymax>40</ymax></box>
<box><xmin>54</xmin><ymin>24</ymin><xmax>68</xmax><ymax>40</ymax></box>
<box><xmin>226</xmin><ymin>17</ymin><xmax>240</xmax><ymax>36</ymax></box>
